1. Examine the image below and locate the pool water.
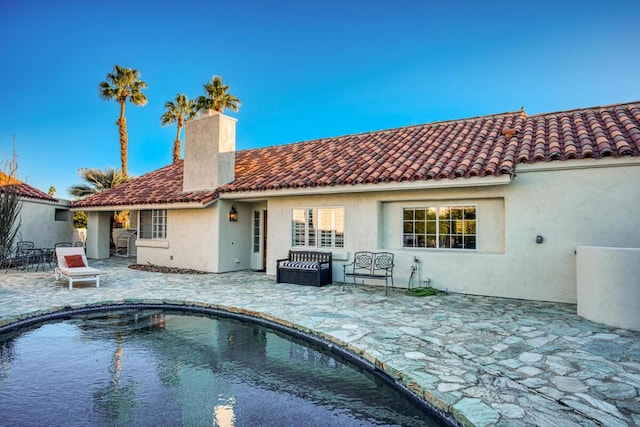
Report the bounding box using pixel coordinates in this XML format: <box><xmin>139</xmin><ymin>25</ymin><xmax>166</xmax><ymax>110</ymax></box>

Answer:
<box><xmin>0</xmin><ymin>308</ymin><xmax>444</xmax><ymax>426</ymax></box>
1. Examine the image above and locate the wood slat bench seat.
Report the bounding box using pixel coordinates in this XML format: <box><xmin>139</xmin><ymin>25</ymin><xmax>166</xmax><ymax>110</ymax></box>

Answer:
<box><xmin>343</xmin><ymin>251</ymin><xmax>394</xmax><ymax>295</ymax></box>
<box><xmin>276</xmin><ymin>251</ymin><xmax>333</xmax><ymax>287</ymax></box>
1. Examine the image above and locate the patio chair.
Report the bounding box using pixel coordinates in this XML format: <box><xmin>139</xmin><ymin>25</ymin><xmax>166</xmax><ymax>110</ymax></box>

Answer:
<box><xmin>16</xmin><ymin>241</ymin><xmax>37</xmax><ymax>271</ymax></box>
<box><xmin>54</xmin><ymin>247</ymin><xmax>101</xmax><ymax>289</ymax></box>
<box><xmin>1</xmin><ymin>245</ymin><xmax>28</xmax><ymax>273</ymax></box>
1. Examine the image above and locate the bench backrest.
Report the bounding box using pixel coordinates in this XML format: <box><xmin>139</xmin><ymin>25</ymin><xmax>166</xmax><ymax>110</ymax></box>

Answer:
<box><xmin>353</xmin><ymin>251</ymin><xmax>394</xmax><ymax>272</ymax></box>
<box><xmin>288</xmin><ymin>250</ymin><xmax>332</xmax><ymax>263</ymax></box>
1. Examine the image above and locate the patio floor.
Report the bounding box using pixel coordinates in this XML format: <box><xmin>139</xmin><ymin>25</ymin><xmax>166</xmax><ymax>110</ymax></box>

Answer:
<box><xmin>0</xmin><ymin>257</ymin><xmax>638</xmax><ymax>427</ymax></box>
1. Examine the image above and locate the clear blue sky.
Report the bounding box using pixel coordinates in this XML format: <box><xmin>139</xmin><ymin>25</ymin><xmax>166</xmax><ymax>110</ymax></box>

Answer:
<box><xmin>1</xmin><ymin>0</ymin><xmax>639</xmax><ymax>198</ymax></box>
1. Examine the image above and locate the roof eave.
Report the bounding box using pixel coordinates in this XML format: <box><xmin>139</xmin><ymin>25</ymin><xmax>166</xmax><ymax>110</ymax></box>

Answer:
<box><xmin>219</xmin><ymin>174</ymin><xmax>514</xmax><ymax>200</ymax></box>
<box><xmin>71</xmin><ymin>199</ymin><xmax>217</xmax><ymax>212</ymax></box>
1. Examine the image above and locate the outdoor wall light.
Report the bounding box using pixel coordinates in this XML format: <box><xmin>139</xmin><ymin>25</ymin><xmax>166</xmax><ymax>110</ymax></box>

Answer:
<box><xmin>229</xmin><ymin>205</ymin><xmax>238</xmax><ymax>222</ymax></box>
<box><xmin>536</xmin><ymin>235</ymin><xmax>544</xmax><ymax>244</ymax></box>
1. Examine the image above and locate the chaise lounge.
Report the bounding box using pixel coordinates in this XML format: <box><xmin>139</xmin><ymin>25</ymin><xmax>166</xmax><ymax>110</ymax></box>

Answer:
<box><xmin>54</xmin><ymin>247</ymin><xmax>101</xmax><ymax>289</ymax></box>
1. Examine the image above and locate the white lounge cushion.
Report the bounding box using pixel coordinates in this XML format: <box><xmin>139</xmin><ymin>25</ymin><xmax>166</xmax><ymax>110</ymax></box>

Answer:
<box><xmin>58</xmin><ymin>266</ymin><xmax>101</xmax><ymax>277</ymax></box>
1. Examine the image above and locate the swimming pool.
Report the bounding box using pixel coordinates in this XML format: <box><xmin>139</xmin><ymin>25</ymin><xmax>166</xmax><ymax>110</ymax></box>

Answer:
<box><xmin>0</xmin><ymin>306</ymin><xmax>449</xmax><ymax>426</ymax></box>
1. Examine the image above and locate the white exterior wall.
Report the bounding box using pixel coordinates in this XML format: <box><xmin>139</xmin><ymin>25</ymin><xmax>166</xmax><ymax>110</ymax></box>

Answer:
<box><xmin>17</xmin><ymin>198</ymin><xmax>75</xmax><ymax>247</ymax></box>
<box><xmin>134</xmin><ymin>202</ymin><xmax>253</xmax><ymax>273</ymax></box>
<box><xmin>264</xmin><ymin>159</ymin><xmax>639</xmax><ymax>303</ymax></box>
<box><xmin>217</xmin><ymin>200</ymin><xmax>252</xmax><ymax>272</ymax></box>
<box><xmin>576</xmin><ymin>246</ymin><xmax>640</xmax><ymax>331</ymax></box>
<box><xmin>135</xmin><ymin>207</ymin><xmax>218</xmax><ymax>272</ymax></box>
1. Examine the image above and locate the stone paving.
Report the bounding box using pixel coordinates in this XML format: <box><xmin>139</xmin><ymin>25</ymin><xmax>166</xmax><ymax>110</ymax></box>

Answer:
<box><xmin>0</xmin><ymin>257</ymin><xmax>639</xmax><ymax>427</ymax></box>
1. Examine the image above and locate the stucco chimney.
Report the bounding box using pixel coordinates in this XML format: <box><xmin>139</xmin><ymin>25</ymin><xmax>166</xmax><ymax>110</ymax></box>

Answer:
<box><xmin>183</xmin><ymin>111</ymin><xmax>236</xmax><ymax>192</ymax></box>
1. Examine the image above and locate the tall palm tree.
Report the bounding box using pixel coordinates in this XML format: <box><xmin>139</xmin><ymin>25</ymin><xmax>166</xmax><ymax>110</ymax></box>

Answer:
<box><xmin>98</xmin><ymin>65</ymin><xmax>148</xmax><ymax>178</ymax></box>
<box><xmin>161</xmin><ymin>94</ymin><xmax>198</xmax><ymax>163</ymax></box>
<box><xmin>196</xmin><ymin>75</ymin><xmax>241</xmax><ymax>114</ymax></box>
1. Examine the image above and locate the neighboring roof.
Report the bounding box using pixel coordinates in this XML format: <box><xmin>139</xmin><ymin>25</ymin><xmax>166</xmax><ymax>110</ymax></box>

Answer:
<box><xmin>0</xmin><ymin>172</ymin><xmax>58</xmax><ymax>202</ymax></box>
<box><xmin>73</xmin><ymin>101</ymin><xmax>640</xmax><ymax>209</ymax></box>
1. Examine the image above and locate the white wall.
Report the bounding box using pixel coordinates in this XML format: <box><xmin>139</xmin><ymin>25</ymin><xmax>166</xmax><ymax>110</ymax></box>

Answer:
<box><xmin>133</xmin><ymin>202</ymin><xmax>253</xmax><ymax>273</ymax></box>
<box><xmin>577</xmin><ymin>246</ymin><xmax>640</xmax><ymax>331</ymax></box>
<box><xmin>17</xmin><ymin>198</ymin><xmax>75</xmax><ymax>248</ymax></box>
<box><xmin>217</xmin><ymin>200</ymin><xmax>252</xmax><ymax>272</ymax></box>
<box><xmin>136</xmin><ymin>207</ymin><xmax>218</xmax><ymax>272</ymax></box>
<box><xmin>264</xmin><ymin>160</ymin><xmax>640</xmax><ymax>303</ymax></box>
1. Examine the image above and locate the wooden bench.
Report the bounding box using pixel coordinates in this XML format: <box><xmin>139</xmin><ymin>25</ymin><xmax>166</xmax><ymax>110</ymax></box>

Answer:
<box><xmin>276</xmin><ymin>250</ymin><xmax>333</xmax><ymax>287</ymax></box>
<box><xmin>343</xmin><ymin>251</ymin><xmax>395</xmax><ymax>295</ymax></box>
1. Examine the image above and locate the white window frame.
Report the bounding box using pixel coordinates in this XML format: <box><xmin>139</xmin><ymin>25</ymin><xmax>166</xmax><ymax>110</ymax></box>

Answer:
<box><xmin>402</xmin><ymin>204</ymin><xmax>477</xmax><ymax>250</ymax></box>
<box><xmin>291</xmin><ymin>207</ymin><xmax>344</xmax><ymax>249</ymax></box>
<box><xmin>139</xmin><ymin>209</ymin><xmax>167</xmax><ymax>240</ymax></box>
<box><xmin>252</xmin><ymin>210</ymin><xmax>261</xmax><ymax>253</ymax></box>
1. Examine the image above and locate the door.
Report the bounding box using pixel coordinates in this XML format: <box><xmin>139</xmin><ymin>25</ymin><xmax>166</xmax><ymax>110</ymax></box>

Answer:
<box><xmin>262</xmin><ymin>210</ymin><xmax>268</xmax><ymax>271</ymax></box>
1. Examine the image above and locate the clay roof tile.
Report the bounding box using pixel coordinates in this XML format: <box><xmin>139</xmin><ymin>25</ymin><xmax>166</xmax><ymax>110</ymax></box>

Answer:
<box><xmin>73</xmin><ymin>102</ymin><xmax>640</xmax><ymax>208</ymax></box>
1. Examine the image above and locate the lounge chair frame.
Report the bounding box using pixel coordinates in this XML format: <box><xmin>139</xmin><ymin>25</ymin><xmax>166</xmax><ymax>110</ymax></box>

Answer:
<box><xmin>54</xmin><ymin>247</ymin><xmax>101</xmax><ymax>289</ymax></box>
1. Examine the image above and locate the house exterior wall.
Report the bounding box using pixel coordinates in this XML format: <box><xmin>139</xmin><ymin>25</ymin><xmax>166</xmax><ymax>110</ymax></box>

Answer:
<box><xmin>135</xmin><ymin>207</ymin><xmax>218</xmax><ymax>272</ymax></box>
<box><xmin>133</xmin><ymin>202</ymin><xmax>253</xmax><ymax>273</ymax></box>
<box><xmin>17</xmin><ymin>198</ymin><xmax>75</xmax><ymax>248</ymax></box>
<box><xmin>264</xmin><ymin>159</ymin><xmax>639</xmax><ymax>303</ymax></box>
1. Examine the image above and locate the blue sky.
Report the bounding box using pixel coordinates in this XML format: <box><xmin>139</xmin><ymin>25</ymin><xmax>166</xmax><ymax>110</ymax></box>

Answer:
<box><xmin>1</xmin><ymin>0</ymin><xmax>639</xmax><ymax>198</ymax></box>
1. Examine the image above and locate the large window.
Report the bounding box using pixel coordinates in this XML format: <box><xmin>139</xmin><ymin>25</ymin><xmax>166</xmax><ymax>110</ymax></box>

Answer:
<box><xmin>292</xmin><ymin>208</ymin><xmax>344</xmax><ymax>249</ymax></box>
<box><xmin>403</xmin><ymin>205</ymin><xmax>476</xmax><ymax>250</ymax></box>
<box><xmin>139</xmin><ymin>209</ymin><xmax>167</xmax><ymax>239</ymax></box>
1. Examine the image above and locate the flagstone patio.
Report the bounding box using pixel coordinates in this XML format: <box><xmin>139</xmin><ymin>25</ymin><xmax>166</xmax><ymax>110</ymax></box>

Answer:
<box><xmin>0</xmin><ymin>257</ymin><xmax>638</xmax><ymax>427</ymax></box>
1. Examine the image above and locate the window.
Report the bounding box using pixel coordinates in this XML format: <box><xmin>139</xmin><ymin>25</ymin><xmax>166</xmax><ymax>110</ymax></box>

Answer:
<box><xmin>54</xmin><ymin>209</ymin><xmax>69</xmax><ymax>221</ymax></box>
<box><xmin>292</xmin><ymin>208</ymin><xmax>344</xmax><ymax>249</ymax></box>
<box><xmin>253</xmin><ymin>211</ymin><xmax>260</xmax><ymax>253</ymax></box>
<box><xmin>403</xmin><ymin>205</ymin><xmax>476</xmax><ymax>250</ymax></box>
<box><xmin>139</xmin><ymin>209</ymin><xmax>167</xmax><ymax>239</ymax></box>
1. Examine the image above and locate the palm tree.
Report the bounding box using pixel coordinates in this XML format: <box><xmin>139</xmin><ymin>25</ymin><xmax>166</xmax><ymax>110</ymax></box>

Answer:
<box><xmin>68</xmin><ymin>167</ymin><xmax>127</xmax><ymax>199</ymax></box>
<box><xmin>69</xmin><ymin>167</ymin><xmax>129</xmax><ymax>247</ymax></box>
<box><xmin>161</xmin><ymin>94</ymin><xmax>198</xmax><ymax>163</ymax></box>
<box><xmin>196</xmin><ymin>75</ymin><xmax>241</xmax><ymax>114</ymax></box>
<box><xmin>98</xmin><ymin>65</ymin><xmax>148</xmax><ymax>178</ymax></box>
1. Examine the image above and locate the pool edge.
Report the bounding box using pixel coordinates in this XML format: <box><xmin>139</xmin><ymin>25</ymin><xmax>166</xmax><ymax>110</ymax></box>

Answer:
<box><xmin>0</xmin><ymin>300</ymin><xmax>462</xmax><ymax>427</ymax></box>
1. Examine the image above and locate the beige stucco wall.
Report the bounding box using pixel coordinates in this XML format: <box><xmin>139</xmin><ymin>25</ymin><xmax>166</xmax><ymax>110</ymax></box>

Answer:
<box><xmin>17</xmin><ymin>198</ymin><xmax>75</xmax><ymax>248</ymax></box>
<box><xmin>264</xmin><ymin>159</ymin><xmax>640</xmax><ymax>303</ymax></box>
<box><xmin>135</xmin><ymin>207</ymin><xmax>218</xmax><ymax>272</ymax></box>
<box><xmin>133</xmin><ymin>202</ymin><xmax>253</xmax><ymax>273</ymax></box>
<box><xmin>576</xmin><ymin>246</ymin><xmax>640</xmax><ymax>331</ymax></box>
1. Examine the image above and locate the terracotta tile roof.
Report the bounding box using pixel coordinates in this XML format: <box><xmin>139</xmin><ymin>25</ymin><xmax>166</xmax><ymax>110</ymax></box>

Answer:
<box><xmin>72</xmin><ymin>101</ymin><xmax>640</xmax><ymax>209</ymax></box>
<box><xmin>218</xmin><ymin>101</ymin><xmax>640</xmax><ymax>194</ymax></box>
<box><xmin>0</xmin><ymin>172</ymin><xmax>58</xmax><ymax>202</ymax></box>
<box><xmin>71</xmin><ymin>163</ymin><xmax>217</xmax><ymax>209</ymax></box>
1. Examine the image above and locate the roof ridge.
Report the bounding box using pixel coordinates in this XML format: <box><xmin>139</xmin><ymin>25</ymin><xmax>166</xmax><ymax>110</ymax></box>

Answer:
<box><xmin>238</xmin><ymin>109</ymin><xmax>526</xmax><ymax>154</ymax></box>
<box><xmin>526</xmin><ymin>100</ymin><xmax>640</xmax><ymax>118</ymax></box>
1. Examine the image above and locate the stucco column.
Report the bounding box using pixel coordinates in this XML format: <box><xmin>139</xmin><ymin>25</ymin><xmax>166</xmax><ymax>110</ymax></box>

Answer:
<box><xmin>86</xmin><ymin>211</ymin><xmax>111</xmax><ymax>259</ymax></box>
